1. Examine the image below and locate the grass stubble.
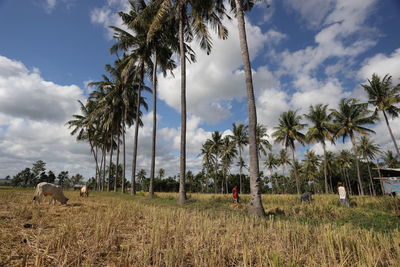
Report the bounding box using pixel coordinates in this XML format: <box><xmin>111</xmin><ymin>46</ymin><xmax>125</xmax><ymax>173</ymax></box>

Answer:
<box><xmin>0</xmin><ymin>188</ymin><xmax>399</xmax><ymax>266</ymax></box>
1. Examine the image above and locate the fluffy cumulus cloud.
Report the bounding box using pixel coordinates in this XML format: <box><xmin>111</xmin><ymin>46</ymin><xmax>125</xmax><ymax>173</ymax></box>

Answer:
<box><xmin>158</xmin><ymin>16</ymin><xmax>283</xmax><ymax>124</ymax></box>
<box><xmin>358</xmin><ymin>48</ymin><xmax>400</xmax><ymax>81</ymax></box>
<box><xmin>90</xmin><ymin>0</ymin><xmax>130</xmax><ymax>39</ymax></box>
<box><xmin>0</xmin><ymin>55</ymin><xmax>95</xmax><ymax>177</ymax></box>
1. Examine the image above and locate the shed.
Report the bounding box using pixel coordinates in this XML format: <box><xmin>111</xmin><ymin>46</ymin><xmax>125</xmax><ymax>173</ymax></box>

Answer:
<box><xmin>374</xmin><ymin>168</ymin><xmax>400</xmax><ymax>196</ymax></box>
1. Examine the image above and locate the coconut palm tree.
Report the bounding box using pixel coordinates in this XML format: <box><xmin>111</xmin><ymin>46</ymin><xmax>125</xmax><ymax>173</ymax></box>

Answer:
<box><xmin>219</xmin><ymin>0</ymin><xmax>268</xmax><ymax>216</ymax></box>
<box><xmin>357</xmin><ymin>136</ymin><xmax>381</xmax><ymax>196</ymax></box>
<box><xmin>304</xmin><ymin>104</ymin><xmax>335</xmax><ymax>193</ymax></box>
<box><xmin>145</xmin><ymin>0</ymin><xmax>228</xmax><ymax>204</ymax></box>
<box><xmin>272</xmin><ymin>110</ymin><xmax>306</xmax><ymax>194</ymax></box>
<box><xmin>278</xmin><ymin>149</ymin><xmax>291</xmax><ymax>177</ymax></box>
<box><xmin>361</xmin><ymin>73</ymin><xmax>400</xmax><ymax>156</ymax></box>
<box><xmin>337</xmin><ymin>149</ymin><xmax>353</xmax><ymax>195</ymax></box>
<box><xmin>264</xmin><ymin>153</ymin><xmax>278</xmax><ymax>193</ymax></box>
<box><xmin>382</xmin><ymin>150</ymin><xmax>400</xmax><ymax>168</ymax></box>
<box><xmin>331</xmin><ymin>98</ymin><xmax>376</xmax><ymax>195</ymax></box>
<box><xmin>206</xmin><ymin>132</ymin><xmax>224</xmax><ymax>193</ymax></box>
<box><xmin>303</xmin><ymin>150</ymin><xmax>320</xmax><ymax>192</ymax></box>
<box><xmin>220</xmin><ymin>136</ymin><xmax>237</xmax><ymax>194</ymax></box>
<box><xmin>230</xmin><ymin>123</ymin><xmax>249</xmax><ymax>194</ymax></box>
<box><xmin>256</xmin><ymin>124</ymin><xmax>272</xmax><ymax>157</ymax></box>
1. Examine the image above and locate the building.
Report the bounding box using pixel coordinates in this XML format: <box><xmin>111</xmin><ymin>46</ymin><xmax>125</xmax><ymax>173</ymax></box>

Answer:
<box><xmin>374</xmin><ymin>168</ymin><xmax>400</xmax><ymax>196</ymax></box>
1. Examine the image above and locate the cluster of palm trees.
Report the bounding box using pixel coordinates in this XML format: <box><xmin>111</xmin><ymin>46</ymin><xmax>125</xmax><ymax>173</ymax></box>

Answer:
<box><xmin>67</xmin><ymin>0</ymin><xmax>399</xmax><ymax>217</ymax></box>
<box><xmin>67</xmin><ymin>0</ymin><xmax>269</xmax><ymax>216</ymax></box>
<box><xmin>199</xmin><ymin>73</ymin><xmax>400</xmax><ymax>197</ymax></box>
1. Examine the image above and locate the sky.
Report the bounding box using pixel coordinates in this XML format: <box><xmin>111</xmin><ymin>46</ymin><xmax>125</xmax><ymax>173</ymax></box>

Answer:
<box><xmin>1</xmin><ymin>0</ymin><xmax>400</xmax><ymax>179</ymax></box>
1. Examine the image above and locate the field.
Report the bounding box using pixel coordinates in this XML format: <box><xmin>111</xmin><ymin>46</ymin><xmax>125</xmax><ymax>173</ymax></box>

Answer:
<box><xmin>1</xmin><ymin>188</ymin><xmax>400</xmax><ymax>266</ymax></box>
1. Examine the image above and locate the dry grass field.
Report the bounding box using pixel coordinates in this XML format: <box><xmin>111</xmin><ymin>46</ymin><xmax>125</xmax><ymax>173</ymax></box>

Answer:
<box><xmin>1</xmin><ymin>187</ymin><xmax>400</xmax><ymax>266</ymax></box>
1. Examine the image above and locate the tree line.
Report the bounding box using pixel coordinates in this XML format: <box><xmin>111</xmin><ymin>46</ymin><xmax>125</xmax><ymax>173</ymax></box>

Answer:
<box><xmin>11</xmin><ymin>160</ymin><xmax>87</xmax><ymax>189</ymax></box>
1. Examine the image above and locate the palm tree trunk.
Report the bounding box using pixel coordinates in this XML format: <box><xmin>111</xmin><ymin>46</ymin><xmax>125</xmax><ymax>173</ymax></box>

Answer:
<box><xmin>366</xmin><ymin>159</ymin><xmax>376</xmax><ymax>196</ymax></box>
<box><xmin>351</xmin><ymin>135</ymin><xmax>364</xmax><ymax>195</ymax></box>
<box><xmin>235</xmin><ymin>0</ymin><xmax>265</xmax><ymax>216</ymax></box>
<box><xmin>131</xmin><ymin>64</ymin><xmax>144</xmax><ymax>196</ymax></box>
<box><xmin>101</xmin><ymin>145</ymin><xmax>107</xmax><ymax>191</ymax></box>
<box><xmin>345</xmin><ymin>168</ymin><xmax>352</xmax><ymax>195</ymax></box>
<box><xmin>382</xmin><ymin>110</ymin><xmax>400</xmax><ymax>156</ymax></box>
<box><xmin>239</xmin><ymin>148</ymin><xmax>243</xmax><ymax>194</ymax></box>
<box><xmin>114</xmin><ymin>131</ymin><xmax>120</xmax><ymax>192</ymax></box>
<box><xmin>122</xmin><ymin>124</ymin><xmax>126</xmax><ymax>193</ymax></box>
<box><xmin>149</xmin><ymin>52</ymin><xmax>158</xmax><ymax>198</ymax></box>
<box><xmin>291</xmin><ymin>148</ymin><xmax>300</xmax><ymax>194</ymax></box>
<box><xmin>178</xmin><ymin>8</ymin><xmax>187</xmax><ymax>204</ymax></box>
<box><xmin>108</xmin><ymin>139</ymin><xmax>113</xmax><ymax>192</ymax></box>
<box><xmin>322</xmin><ymin>144</ymin><xmax>328</xmax><ymax>193</ymax></box>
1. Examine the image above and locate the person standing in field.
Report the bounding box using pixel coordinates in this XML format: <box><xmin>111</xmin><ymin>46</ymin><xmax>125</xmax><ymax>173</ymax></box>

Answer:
<box><xmin>232</xmin><ymin>186</ymin><xmax>239</xmax><ymax>203</ymax></box>
<box><xmin>338</xmin><ymin>182</ymin><xmax>350</xmax><ymax>207</ymax></box>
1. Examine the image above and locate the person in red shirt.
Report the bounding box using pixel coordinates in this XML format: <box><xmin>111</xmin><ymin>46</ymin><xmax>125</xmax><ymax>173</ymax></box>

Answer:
<box><xmin>232</xmin><ymin>186</ymin><xmax>239</xmax><ymax>203</ymax></box>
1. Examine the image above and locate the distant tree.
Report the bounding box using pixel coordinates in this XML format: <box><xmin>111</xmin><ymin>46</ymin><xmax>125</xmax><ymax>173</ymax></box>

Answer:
<box><xmin>47</xmin><ymin>171</ymin><xmax>56</xmax><ymax>183</ymax></box>
<box><xmin>331</xmin><ymin>98</ymin><xmax>376</xmax><ymax>195</ymax></box>
<box><xmin>32</xmin><ymin>160</ymin><xmax>46</xmax><ymax>178</ymax></box>
<box><xmin>5</xmin><ymin>175</ymin><xmax>10</xmax><ymax>180</ymax></box>
<box><xmin>58</xmin><ymin>171</ymin><xmax>69</xmax><ymax>188</ymax></box>
<box><xmin>382</xmin><ymin>150</ymin><xmax>400</xmax><ymax>168</ymax></box>
<box><xmin>39</xmin><ymin>172</ymin><xmax>49</xmax><ymax>183</ymax></box>
<box><xmin>12</xmin><ymin>168</ymin><xmax>34</xmax><ymax>187</ymax></box>
<box><xmin>137</xmin><ymin>169</ymin><xmax>147</xmax><ymax>191</ymax></box>
<box><xmin>70</xmin><ymin>174</ymin><xmax>85</xmax><ymax>186</ymax></box>
<box><xmin>273</xmin><ymin>110</ymin><xmax>306</xmax><ymax>194</ymax></box>
<box><xmin>158</xmin><ymin>168</ymin><xmax>165</xmax><ymax>179</ymax></box>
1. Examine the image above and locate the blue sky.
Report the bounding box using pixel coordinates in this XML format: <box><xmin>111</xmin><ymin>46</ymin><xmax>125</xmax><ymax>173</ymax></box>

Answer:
<box><xmin>0</xmin><ymin>0</ymin><xmax>400</xmax><ymax>178</ymax></box>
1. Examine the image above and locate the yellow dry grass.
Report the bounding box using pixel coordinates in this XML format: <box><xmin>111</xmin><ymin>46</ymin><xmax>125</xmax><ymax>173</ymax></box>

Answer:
<box><xmin>0</xmin><ymin>188</ymin><xmax>399</xmax><ymax>266</ymax></box>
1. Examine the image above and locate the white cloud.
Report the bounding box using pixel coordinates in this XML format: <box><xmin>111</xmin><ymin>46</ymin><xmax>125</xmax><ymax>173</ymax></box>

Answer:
<box><xmin>158</xmin><ymin>15</ymin><xmax>282</xmax><ymax>124</ymax></box>
<box><xmin>44</xmin><ymin>0</ymin><xmax>57</xmax><ymax>13</ymax></box>
<box><xmin>358</xmin><ymin>48</ymin><xmax>400</xmax><ymax>81</ymax></box>
<box><xmin>0</xmin><ymin>55</ymin><xmax>83</xmax><ymax>122</ymax></box>
<box><xmin>284</xmin><ymin>0</ymin><xmax>336</xmax><ymax>28</ymax></box>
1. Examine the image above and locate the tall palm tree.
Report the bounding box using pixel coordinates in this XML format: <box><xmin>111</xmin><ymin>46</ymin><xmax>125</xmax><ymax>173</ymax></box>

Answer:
<box><xmin>304</xmin><ymin>104</ymin><xmax>335</xmax><ymax>194</ymax></box>
<box><xmin>230</xmin><ymin>123</ymin><xmax>248</xmax><ymax>194</ymax></box>
<box><xmin>145</xmin><ymin>0</ymin><xmax>228</xmax><ymax>204</ymax></box>
<box><xmin>119</xmin><ymin>1</ymin><xmax>177</xmax><ymax>198</ymax></box>
<box><xmin>272</xmin><ymin>110</ymin><xmax>306</xmax><ymax>194</ymax></box>
<box><xmin>219</xmin><ymin>0</ymin><xmax>268</xmax><ymax>216</ymax></box>
<box><xmin>361</xmin><ymin>73</ymin><xmax>400</xmax><ymax>156</ymax></box>
<box><xmin>357</xmin><ymin>136</ymin><xmax>381</xmax><ymax>196</ymax></box>
<box><xmin>331</xmin><ymin>98</ymin><xmax>376</xmax><ymax>195</ymax></box>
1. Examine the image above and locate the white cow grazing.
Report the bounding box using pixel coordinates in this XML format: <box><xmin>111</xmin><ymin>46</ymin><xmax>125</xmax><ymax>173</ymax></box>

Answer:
<box><xmin>80</xmin><ymin>185</ymin><xmax>89</xmax><ymax>197</ymax></box>
<box><xmin>33</xmin><ymin>182</ymin><xmax>69</xmax><ymax>205</ymax></box>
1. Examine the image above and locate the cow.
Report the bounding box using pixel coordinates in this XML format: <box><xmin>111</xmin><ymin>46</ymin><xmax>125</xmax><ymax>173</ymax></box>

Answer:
<box><xmin>33</xmin><ymin>182</ymin><xmax>69</xmax><ymax>205</ymax></box>
<box><xmin>80</xmin><ymin>185</ymin><xmax>89</xmax><ymax>197</ymax></box>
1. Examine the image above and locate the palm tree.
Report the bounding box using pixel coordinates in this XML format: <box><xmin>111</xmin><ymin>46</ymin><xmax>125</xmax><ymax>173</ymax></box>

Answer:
<box><xmin>145</xmin><ymin>0</ymin><xmax>228</xmax><ymax>205</ymax></box>
<box><xmin>230</xmin><ymin>123</ymin><xmax>248</xmax><ymax>194</ymax></box>
<box><xmin>207</xmin><ymin>132</ymin><xmax>224</xmax><ymax>193</ymax></box>
<box><xmin>220</xmin><ymin>136</ymin><xmax>237</xmax><ymax>193</ymax></box>
<box><xmin>158</xmin><ymin>168</ymin><xmax>165</xmax><ymax>179</ymax></box>
<box><xmin>337</xmin><ymin>149</ymin><xmax>353</xmax><ymax>195</ymax></box>
<box><xmin>278</xmin><ymin>149</ymin><xmax>291</xmax><ymax>177</ymax></box>
<box><xmin>382</xmin><ymin>150</ymin><xmax>400</xmax><ymax>168</ymax></box>
<box><xmin>361</xmin><ymin>73</ymin><xmax>400</xmax><ymax>156</ymax></box>
<box><xmin>272</xmin><ymin>110</ymin><xmax>306</xmax><ymax>194</ymax></box>
<box><xmin>331</xmin><ymin>98</ymin><xmax>376</xmax><ymax>195</ymax></box>
<box><xmin>221</xmin><ymin>0</ymin><xmax>268</xmax><ymax>216</ymax></box>
<box><xmin>264</xmin><ymin>153</ymin><xmax>278</xmax><ymax>193</ymax></box>
<box><xmin>304</xmin><ymin>104</ymin><xmax>335</xmax><ymax>193</ymax></box>
<box><xmin>256</xmin><ymin>124</ymin><xmax>272</xmax><ymax>157</ymax></box>
<box><xmin>358</xmin><ymin>136</ymin><xmax>381</xmax><ymax>196</ymax></box>
<box><xmin>303</xmin><ymin>150</ymin><xmax>321</xmax><ymax>192</ymax></box>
